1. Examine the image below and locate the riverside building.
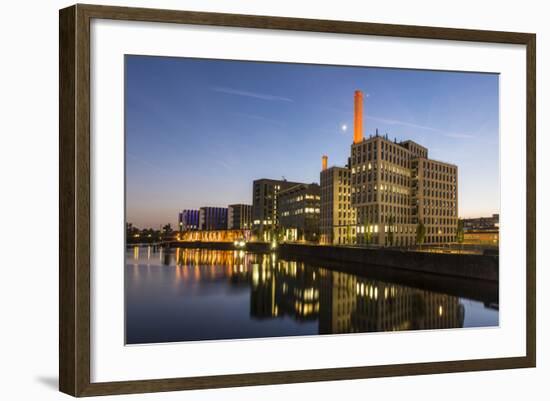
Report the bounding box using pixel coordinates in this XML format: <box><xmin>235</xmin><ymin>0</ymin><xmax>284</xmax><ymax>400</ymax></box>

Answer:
<box><xmin>178</xmin><ymin>209</ymin><xmax>199</xmax><ymax>232</ymax></box>
<box><xmin>278</xmin><ymin>183</ymin><xmax>321</xmax><ymax>242</ymax></box>
<box><xmin>349</xmin><ymin>90</ymin><xmax>458</xmax><ymax>246</ymax></box>
<box><xmin>252</xmin><ymin>178</ymin><xmax>303</xmax><ymax>241</ymax></box>
<box><xmin>319</xmin><ymin>155</ymin><xmax>356</xmax><ymax>245</ymax></box>
<box><xmin>199</xmin><ymin>207</ymin><xmax>228</xmax><ymax>231</ymax></box>
<box><xmin>228</xmin><ymin>204</ymin><xmax>252</xmax><ymax>230</ymax></box>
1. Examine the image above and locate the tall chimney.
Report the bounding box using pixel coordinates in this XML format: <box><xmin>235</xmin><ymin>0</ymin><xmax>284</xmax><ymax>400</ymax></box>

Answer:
<box><xmin>353</xmin><ymin>90</ymin><xmax>364</xmax><ymax>144</ymax></box>
<box><xmin>322</xmin><ymin>155</ymin><xmax>328</xmax><ymax>171</ymax></box>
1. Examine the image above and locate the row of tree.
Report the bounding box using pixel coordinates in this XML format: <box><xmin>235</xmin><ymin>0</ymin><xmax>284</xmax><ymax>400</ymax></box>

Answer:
<box><xmin>126</xmin><ymin>223</ymin><xmax>173</xmax><ymax>243</ymax></box>
<box><xmin>362</xmin><ymin>216</ymin><xmax>465</xmax><ymax>246</ymax></box>
<box><xmin>259</xmin><ymin>217</ymin><xmax>465</xmax><ymax>247</ymax></box>
<box><xmin>126</xmin><ymin>219</ymin><xmax>466</xmax><ymax>247</ymax></box>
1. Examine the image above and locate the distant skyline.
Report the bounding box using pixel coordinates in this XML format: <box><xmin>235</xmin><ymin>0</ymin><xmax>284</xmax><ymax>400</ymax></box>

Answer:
<box><xmin>126</xmin><ymin>55</ymin><xmax>499</xmax><ymax>229</ymax></box>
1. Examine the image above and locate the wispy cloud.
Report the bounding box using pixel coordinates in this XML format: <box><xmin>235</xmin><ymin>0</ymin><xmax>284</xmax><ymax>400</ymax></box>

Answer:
<box><xmin>226</xmin><ymin>111</ymin><xmax>286</xmax><ymax>127</ymax></box>
<box><xmin>367</xmin><ymin>115</ymin><xmax>439</xmax><ymax>132</ymax></box>
<box><xmin>127</xmin><ymin>152</ymin><xmax>170</xmax><ymax>175</ymax></box>
<box><xmin>211</xmin><ymin>87</ymin><xmax>293</xmax><ymax>102</ymax></box>
<box><xmin>215</xmin><ymin>158</ymin><xmax>235</xmax><ymax>170</ymax></box>
<box><xmin>444</xmin><ymin>133</ymin><xmax>475</xmax><ymax>139</ymax></box>
<box><xmin>367</xmin><ymin>114</ymin><xmax>474</xmax><ymax>140</ymax></box>
<box><xmin>206</xmin><ymin>142</ymin><xmax>242</xmax><ymax>171</ymax></box>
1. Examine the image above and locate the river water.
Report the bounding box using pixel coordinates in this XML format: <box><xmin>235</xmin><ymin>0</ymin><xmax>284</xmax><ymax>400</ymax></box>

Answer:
<box><xmin>125</xmin><ymin>246</ymin><xmax>498</xmax><ymax>344</ymax></box>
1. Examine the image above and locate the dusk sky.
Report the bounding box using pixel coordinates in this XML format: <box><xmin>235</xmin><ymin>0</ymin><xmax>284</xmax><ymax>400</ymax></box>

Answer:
<box><xmin>125</xmin><ymin>55</ymin><xmax>499</xmax><ymax>229</ymax></box>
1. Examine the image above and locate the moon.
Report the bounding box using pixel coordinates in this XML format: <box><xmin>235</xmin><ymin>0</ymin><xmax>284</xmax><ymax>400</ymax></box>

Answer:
<box><xmin>341</xmin><ymin>124</ymin><xmax>348</xmax><ymax>132</ymax></box>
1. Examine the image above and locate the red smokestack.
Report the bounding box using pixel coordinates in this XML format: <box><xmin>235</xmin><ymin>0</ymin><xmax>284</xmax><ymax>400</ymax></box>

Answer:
<box><xmin>353</xmin><ymin>90</ymin><xmax>364</xmax><ymax>144</ymax></box>
<box><xmin>322</xmin><ymin>155</ymin><xmax>328</xmax><ymax>171</ymax></box>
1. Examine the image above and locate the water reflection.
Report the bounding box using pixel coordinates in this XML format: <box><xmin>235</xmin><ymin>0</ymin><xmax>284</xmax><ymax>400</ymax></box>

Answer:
<box><xmin>125</xmin><ymin>247</ymin><xmax>496</xmax><ymax>344</ymax></box>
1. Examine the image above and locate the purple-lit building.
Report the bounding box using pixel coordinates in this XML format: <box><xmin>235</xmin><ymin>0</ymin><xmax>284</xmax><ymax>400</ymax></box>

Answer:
<box><xmin>178</xmin><ymin>209</ymin><xmax>200</xmax><ymax>232</ymax></box>
<box><xmin>199</xmin><ymin>207</ymin><xmax>228</xmax><ymax>231</ymax></box>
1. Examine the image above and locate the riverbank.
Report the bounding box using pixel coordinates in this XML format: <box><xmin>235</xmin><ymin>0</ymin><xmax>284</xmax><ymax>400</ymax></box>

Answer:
<box><xmin>167</xmin><ymin>241</ymin><xmax>498</xmax><ymax>282</ymax></box>
<box><xmin>278</xmin><ymin>243</ymin><xmax>498</xmax><ymax>282</ymax></box>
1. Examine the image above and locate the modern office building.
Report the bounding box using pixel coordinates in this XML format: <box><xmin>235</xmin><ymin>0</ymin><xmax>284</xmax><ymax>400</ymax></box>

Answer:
<box><xmin>177</xmin><ymin>209</ymin><xmax>200</xmax><ymax>232</ymax></box>
<box><xmin>320</xmin><ymin>155</ymin><xmax>356</xmax><ymax>245</ymax></box>
<box><xmin>349</xmin><ymin>90</ymin><xmax>458</xmax><ymax>246</ymax></box>
<box><xmin>411</xmin><ymin>155</ymin><xmax>459</xmax><ymax>245</ymax></box>
<box><xmin>228</xmin><ymin>204</ymin><xmax>252</xmax><ymax>230</ymax></box>
<box><xmin>199</xmin><ymin>207</ymin><xmax>228</xmax><ymax>231</ymax></box>
<box><xmin>278</xmin><ymin>183</ymin><xmax>321</xmax><ymax>242</ymax></box>
<box><xmin>252</xmin><ymin>178</ymin><xmax>302</xmax><ymax>241</ymax></box>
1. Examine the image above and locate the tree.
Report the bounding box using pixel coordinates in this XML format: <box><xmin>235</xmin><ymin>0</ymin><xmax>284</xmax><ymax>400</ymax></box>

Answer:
<box><xmin>387</xmin><ymin>215</ymin><xmax>395</xmax><ymax>247</ymax></box>
<box><xmin>416</xmin><ymin>221</ymin><xmax>426</xmax><ymax>248</ymax></box>
<box><xmin>162</xmin><ymin>224</ymin><xmax>172</xmax><ymax>234</ymax></box>
<box><xmin>364</xmin><ymin>214</ymin><xmax>372</xmax><ymax>245</ymax></box>
<box><xmin>456</xmin><ymin>219</ymin><xmax>464</xmax><ymax>243</ymax></box>
<box><xmin>268</xmin><ymin>225</ymin><xmax>284</xmax><ymax>242</ymax></box>
<box><xmin>456</xmin><ymin>219</ymin><xmax>464</xmax><ymax>253</ymax></box>
<box><xmin>126</xmin><ymin>222</ymin><xmax>139</xmax><ymax>243</ymax></box>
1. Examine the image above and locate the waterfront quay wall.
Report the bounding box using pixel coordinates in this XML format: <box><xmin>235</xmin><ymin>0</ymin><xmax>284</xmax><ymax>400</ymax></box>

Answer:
<box><xmin>169</xmin><ymin>241</ymin><xmax>498</xmax><ymax>282</ymax></box>
<box><xmin>278</xmin><ymin>243</ymin><xmax>498</xmax><ymax>282</ymax></box>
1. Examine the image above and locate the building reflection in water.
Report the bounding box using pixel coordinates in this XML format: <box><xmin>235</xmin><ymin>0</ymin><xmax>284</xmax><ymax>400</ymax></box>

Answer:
<box><xmin>136</xmin><ymin>247</ymin><xmax>466</xmax><ymax>335</ymax></box>
<box><xmin>318</xmin><ymin>271</ymin><xmax>465</xmax><ymax>334</ymax></box>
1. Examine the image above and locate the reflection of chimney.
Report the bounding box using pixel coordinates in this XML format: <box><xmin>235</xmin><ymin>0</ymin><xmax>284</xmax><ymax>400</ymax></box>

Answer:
<box><xmin>322</xmin><ymin>155</ymin><xmax>328</xmax><ymax>171</ymax></box>
<box><xmin>353</xmin><ymin>90</ymin><xmax>364</xmax><ymax>144</ymax></box>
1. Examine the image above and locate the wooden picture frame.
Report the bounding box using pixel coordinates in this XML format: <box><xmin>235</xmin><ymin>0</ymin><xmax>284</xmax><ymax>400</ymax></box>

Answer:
<box><xmin>59</xmin><ymin>3</ymin><xmax>536</xmax><ymax>397</ymax></box>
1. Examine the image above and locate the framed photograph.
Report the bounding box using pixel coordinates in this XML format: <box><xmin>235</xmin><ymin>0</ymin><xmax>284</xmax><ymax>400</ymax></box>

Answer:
<box><xmin>59</xmin><ymin>4</ymin><xmax>536</xmax><ymax>397</ymax></box>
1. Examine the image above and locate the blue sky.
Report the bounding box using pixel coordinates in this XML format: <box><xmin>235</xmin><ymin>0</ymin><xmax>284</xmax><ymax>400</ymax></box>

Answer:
<box><xmin>126</xmin><ymin>56</ymin><xmax>499</xmax><ymax>229</ymax></box>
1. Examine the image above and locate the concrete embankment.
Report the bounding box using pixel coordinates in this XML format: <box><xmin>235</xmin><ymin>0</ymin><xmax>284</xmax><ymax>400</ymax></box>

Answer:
<box><xmin>278</xmin><ymin>243</ymin><xmax>498</xmax><ymax>282</ymax></box>
<box><xmin>169</xmin><ymin>241</ymin><xmax>498</xmax><ymax>282</ymax></box>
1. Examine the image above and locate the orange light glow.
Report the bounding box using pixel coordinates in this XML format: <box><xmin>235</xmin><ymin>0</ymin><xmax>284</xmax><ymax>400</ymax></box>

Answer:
<box><xmin>353</xmin><ymin>90</ymin><xmax>364</xmax><ymax>144</ymax></box>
